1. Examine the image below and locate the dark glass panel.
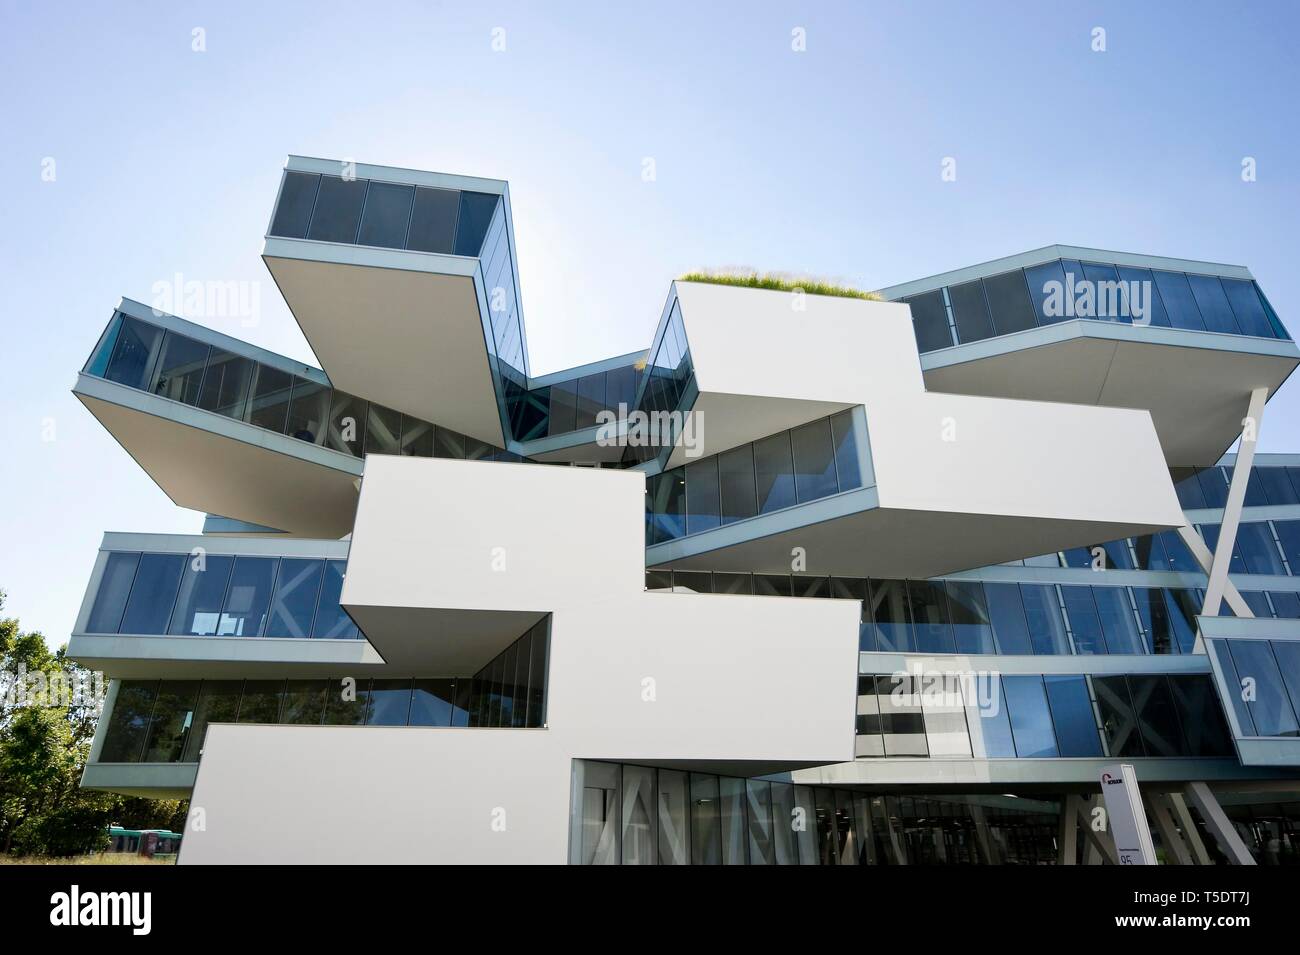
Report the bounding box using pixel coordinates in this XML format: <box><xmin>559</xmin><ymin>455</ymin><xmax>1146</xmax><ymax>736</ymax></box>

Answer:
<box><xmin>244</xmin><ymin>364</ymin><xmax>294</xmax><ymax>433</ymax></box>
<box><xmin>644</xmin><ymin>569</ymin><xmax>672</xmax><ymax>591</ymax></box>
<box><xmin>119</xmin><ymin>553</ymin><xmax>185</xmax><ymax>635</ymax></box>
<box><xmin>1093</xmin><ymin>586</ymin><xmax>1145</xmax><ymax>655</ymax></box>
<box><xmin>363</xmin><ymin>403</ymin><xmax>402</xmax><ymax>456</ymax></box>
<box><xmin>285</xmin><ymin>379</ymin><xmax>330</xmax><ymax>444</ymax></box>
<box><xmin>409</xmin><ymin>679</ymin><xmax>456</xmax><ymax>726</ymax></box>
<box><xmin>1224</xmin><ymin>465</ymin><xmax>1270</xmax><ymax>507</ymax></box>
<box><xmin>984</xmin><ymin>582</ymin><xmax>1032</xmax><ymax>654</ymax></box>
<box><xmin>657</xmin><ymin>769</ymin><xmax>689</xmax><ymax>865</ymax></box>
<box><xmin>181</xmin><ymin>680</ymin><xmax>242</xmax><ymax>761</ymax></box>
<box><xmin>904</xmin><ymin>290</ymin><xmax>952</xmax><ymax>352</ymax></box>
<box><xmin>195</xmin><ymin>349</ymin><xmax>254</xmax><ymax>419</ymax></box>
<box><xmin>325</xmin><ymin>391</ymin><xmax>367</xmax><ymax>456</ymax></box>
<box><xmin>103</xmin><ymin>317</ymin><xmax>162</xmax><ymax>389</ymax></box>
<box><xmin>1044</xmin><ymin>675</ymin><xmax>1103</xmax><ymax>757</ymax></box>
<box><xmin>830</xmin><ymin>577</ymin><xmax>871</xmax><ymax>650</ymax></box>
<box><xmin>168</xmin><ymin>555</ymin><xmax>234</xmax><ymax>636</ymax></box>
<box><xmin>357</xmin><ymin>181</ymin><xmax>415</xmax><ymax>249</ymax></box>
<box><xmin>1199</xmin><ymin>523</ymin><xmax>1248</xmax><ymax>575</ymax></box>
<box><xmin>1170</xmin><ymin>467</ymin><xmax>1208</xmax><ymax>510</ymax></box>
<box><xmin>546</xmin><ymin>379</ymin><xmax>578</xmax><ymax>436</ymax></box>
<box><xmin>792</xmin><ymin>576</ymin><xmax>829</xmax><ymax>598</ymax></box>
<box><xmin>689</xmin><ymin>774</ymin><xmax>723</xmax><ymax>865</ymax></box>
<box><xmin>1151</xmin><ymin>270</ymin><xmax>1206</xmax><ymax>331</ymax></box>
<box><xmin>1168</xmin><ymin>675</ymin><xmax>1234</xmax><ymax>757</ymax></box>
<box><xmin>1115</xmin><ymin>266</ymin><xmax>1171</xmax><ymax>327</ymax></box>
<box><xmin>149</xmin><ymin>333</ymin><xmax>209</xmax><ymax>405</ymax></box>
<box><xmin>1228</xmin><ymin>640</ymin><xmax>1300</xmax><ymax>736</ymax></box>
<box><xmin>753</xmin><ymin>574</ymin><xmax>793</xmax><ymax>597</ymax></box>
<box><xmin>452</xmin><ymin>192</ymin><xmax>500</xmax><ymax>256</ymax></box>
<box><xmin>1093</xmin><ymin>676</ymin><xmax>1145</xmax><ymax>757</ymax></box>
<box><xmin>791</xmin><ymin>418</ymin><xmax>838</xmax><ymax>503</ymax></box>
<box><xmin>1275</xmin><ymin>520</ymin><xmax>1300</xmax><ymax>571</ymax></box>
<box><xmin>236</xmin><ymin>680</ymin><xmax>283</xmax><ymax>723</ymax></box>
<box><xmin>433</xmin><ymin>426</ymin><xmax>465</xmax><ymax>459</ymax></box>
<box><xmin>1159</xmin><ymin>529</ymin><xmax>1199</xmax><ymax>572</ymax></box>
<box><xmin>945</xmin><ymin>580</ymin><xmax>996</xmax><ymax>654</ymax></box>
<box><xmin>398</xmin><ymin>415</ymin><xmax>435</xmax><ymax>457</ymax></box>
<box><xmin>322</xmin><ymin>678</ymin><xmax>371</xmax><ymax>726</ymax></box>
<box><xmin>1270</xmin><ymin>642</ymin><xmax>1300</xmax><ymax>731</ymax></box>
<box><xmin>99</xmin><ymin>681</ymin><xmax>158</xmax><ymax>762</ymax></box>
<box><xmin>1129</xmin><ymin>675</ymin><xmax>1188</xmax><ymax>757</ymax></box>
<box><xmin>947</xmin><ymin>279</ymin><xmax>995</xmax><ymax>343</ymax></box>
<box><xmin>907</xmin><ymin>580</ymin><xmax>955</xmax><ymax>653</ymax></box>
<box><xmin>1271</xmin><ymin>592</ymin><xmax>1300</xmax><ymax>619</ymax></box>
<box><xmin>306</xmin><ymin>175</ymin><xmax>367</xmax><ymax>244</ymax></box>
<box><xmin>982</xmin><ymin>270</ymin><xmax>1037</xmax><ymax>335</ymax></box>
<box><xmin>649</xmin><ymin>470</ymin><xmax>686</xmax><ymax>542</ymax></box>
<box><xmin>1132</xmin><ymin>587</ymin><xmax>1178</xmax><ymax>655</ymax></box>
<box><xmin>265</xmin><ymin>558</ymin><xmax>325</xmax><ymax>638</ymax></box>
<box><xmin>1236</xmin><ymin>521</ymin><xmax>1286</xmax><ymax>576</ymax></box>
<box><xmin>405</xmin><ymin>186</ymin><xmax>460</xmax><ymax>253</ymax></box>
<box><xmin>1256</xmin><ymin>466</ymin><xmax>1300</xmax><ymax>506</ymax></box>
<box><xmin>719</xmin><ymin>444</ymin><xmax>758</xmax><ymax>525</ymax></box>
<box><xmin>745</xmin><ymin>779</ymin><xmax>775</xmax><ymax>865</ymax></box>
<box><xmin>719</xmin><ymin>776</ymin><xmax>747</xmax><ymax>865</ymax></box>
<box><xmin>754</xmin><ymin>431</ymin><xmax>796</xmax><ymax>513</ymax></box>
<box><xmin>1196</xmin><ymin>467</ymin><xmax>1229</xmax><ymax>509</ymax></box>
<box><xmin>1131</xmin><ymin>533</ymin><xmax>1169</xmax><ymax>571</ymax></box>
<box><xmin>1003</xmin><ymin>675</ymin><xmax>1058</xmax><ymax>758</ymax></box>
<box><xmin>526</xmin><ymin>622</ymin><xmax>548</xmax><ymax>727</ymax></box>
<box><xmin>354</xmin><ymin>678</ymin><xmax>399</xmax><ymax>726</ymax></box>
<box><xmin>574</xmin><ymin>374</ymin><xmax>605</xmax><ymax>430</ymax></box>
<box><xmin>868</xmin><ymin>579</ymin><xmax>912</xmax><ymax>652</ymax></box>
<box><xmin>605</xmin><ymin>364</ymin><xmax>638</xmax><ymax>414</ymax></box>
<box><xmin>1221</xmin><ymin>278</ymin><xmax>1276</xmax><ymax>338</ymax></box>
<box><xmin>269</xmin><ymin>171</ymin><xmax>321</xmax><ymax>239</ymax></box>
<box><xmin>714</xmin><ymin>572</ymin><xmax>753</xmax><ymax>595</ymax></box>
<box><xmin>87</xmin><ymin>552</ymin><xmax>140</xmax><ymax>633</ymax></box>
<box><xmin>672</xmin><ymin>570</ymin><xmax>712</xmax><ymax>594</ymax></box>
<box><xmin>685</xmin><ymin>457</ymin><xmax>721</xmax><ymax>534</ymax></box>
<box><xmin>279</xmin><ymin>679</ymin><xmax>328</xmax><ymax>725</ymax></box>
<box><xmin>141</xmin><ymin>681</ymin><xmax>200</xmax><ymax>762</ymax></box>
<box><xmin>1186</xmin><ymin>274</ymin><xmax>1241</xmax><ymax>335</ymax></box>
<box><xmin>829</xmin><ymin>410</ymin><xmax>862</xmax><ymax>491</ymax></box>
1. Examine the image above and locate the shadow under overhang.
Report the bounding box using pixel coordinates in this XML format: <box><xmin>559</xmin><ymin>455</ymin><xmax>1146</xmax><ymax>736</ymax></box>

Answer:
<box><xmin>920</xmin><ymin>323</ymin><xmax>1300</xmax><ymax>467</ymax></box>
<box><xmin>263</xmin><ymin>239</ymin><xmax>506</xmax><ymax>447</ymax></box>
<box><xmin>341</xmin><ymin>604</ymin><xmax>545</xmax><ymax>674</ymax></box>
<box><xmin>75</xmin><ymin>375</ymin><xmax>360</xmax><ymax>539</ymax></box>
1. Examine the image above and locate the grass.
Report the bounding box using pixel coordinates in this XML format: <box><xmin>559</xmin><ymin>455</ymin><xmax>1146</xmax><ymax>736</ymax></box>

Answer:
<box><xmin>677</xmin><ymin>269</ymin><xmax>881</xmax><ymax>301</ymax></box>
<box><xmin>0</xmin><ymin>853</ymin><xmax>174</xmax><ymax>865</ymax></box>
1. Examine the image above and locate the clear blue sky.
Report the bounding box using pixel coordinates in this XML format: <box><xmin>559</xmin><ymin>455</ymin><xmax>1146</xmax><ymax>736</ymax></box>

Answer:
<box><xmin>2</xmin><ymin>1</ymin><xmax>1299</xmax><ymax>644</ymax></box>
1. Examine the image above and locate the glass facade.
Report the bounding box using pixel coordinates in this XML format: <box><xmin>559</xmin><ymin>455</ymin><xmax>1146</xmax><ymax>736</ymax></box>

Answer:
<box><xmin>898</xmin><ymin>258</ymin><xmax>1289</xmax><ymax>354</ymax></box>
<box><xmin>1209</xmin><ymin>638</ymin><xmax>1300</xmax><ymax>738</ymax></box>
<box><xmin>86</xmin><ymin>552</ymin><xmax>362</xmax><ymax>640</ymax></box>
<box><xmin>856</xmin><ymin>672</ymin><xmax>1233</xmax><ymax>760</ymax></box>
<box><xmin>645</xmin><ymin>410</ymin><xmax>866</xmax><ymax>545</ymax></box>
<box><xmin>97</xmin><ymin>620</ymin><xmax>548</xmax><ymax>762</ymax></box>
<box><xmin>84</xmin><ymin>312</ymin><xmax>520</xmax><ymax>463</ymax></box>
<box><xmin>506</xmin><ymin>360</ymin><xmax>644</xmax><ymax>442</ymax></box>
<box><xmin>621</xmin><ymin>302</ymin><xmax>697</xmax><ymax>467</ymax></box>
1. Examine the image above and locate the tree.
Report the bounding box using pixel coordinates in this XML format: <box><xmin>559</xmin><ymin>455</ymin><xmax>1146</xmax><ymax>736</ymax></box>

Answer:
<box><xmin>0</xmin><ymin>590</ymin><xmax>186</xmax><ymax>856</ymax></box>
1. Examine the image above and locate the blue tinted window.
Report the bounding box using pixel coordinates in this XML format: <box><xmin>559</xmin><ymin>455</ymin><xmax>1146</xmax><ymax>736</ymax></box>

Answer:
<box><xmin>985</xmin><ymin>582</ymin><xmax>1032</xmax><ymax>654</ymax></box>
<box><xmin>1169</xmin><ymin>675</ymin><xmax>1234</xmax><ymax>757</ymax></box>
<box><xmin>409</xmin><ymin>679</ymin><xmax>457</xmax><ymax>726</ymax></box>
<box><xmin>719</xmin><ymin>444</ymin><xmax>758</xmax><ymax>525</ymax></box>
<box><xmin>87</xmin><ymin>552</ymin><xmax>140</xmax><ymax>633</ymax></box>
<box><xmin>453</xmin><ymin>192</ymin><xmax>500</xmax><ymax>256</ymax></box>
<box><xmin>1061</xmin><ymin>585</ymin><xmax>1106</xmax><ymax>655</ymax></box>
<box><xmin>754</xmin><ymin>432</ymin><xmax>796</xmax><ymax>514</ymax></box>
<box><xmin>1275</xmin><ymin>520</ymin><xmax>1300</xmax><ymax>571</ymax></box>
<box><xmin>1133</xmin><ymin>587</ymin><xmax>1182</xmax><ymax>654</ymax></box>
<box><xmin>367</xmin><ymin>679</ymin><xmax>414</xmax><ymax>726</ymax></box>
<box><xmin>1186</xmin><ymin>274</ymin><xmax>1241</xmax><ymax>335</ymax></box>
<box><xmin>313</xmin><ymin>560</ymin><xmax>359</xmax><ymax>638</ymax></box>
<box><xmin>270</xmin><ymin>172</ymin><xmax>321</xmax><ymax>239</ymax></box>
<box><xmin>948</xmin><ymin>280</ymin><xmax>995</xmax><ymax>343</ymax></box>
<box><xmin>907</xmin><ymin>580</ymin><xmax>954</xmax><ymax>653</ymax></box>
<box><xmin>969</xmin><ymin>675</ymin><xmax>1016</xmax><ymax>757</ymax></box>
<box><xmin>1256</xmin><ymin>467</ymin><xmax>1299</xmax><ymax>506</ymax></box>
<box><xmin>1199</xmin><ymin>523</ymin><xmax>1248</xmax><ymax>574</ymax></box>
<box><xmin>1115</xmin><ymin>266</ymin><xmax>1171</xmax><ymax>327</ymax></box>
<box><xmin>1092</xmin><ymin>587</ymin><xmax>1145</xmax><ymax>655</ymax></box>
<box><xmin>1221</xmin><ymin>278</ymin><xmax>1276</xmax><ymax>338</ymax></box>
<box><xmin>649</xmin><ymin>470</ymin><xmax>686</xmax><ymax>543</ymax></box>
<box><xmin>1045</xmin><ymin>675</ymin><xmax>1103</xmax><ymax>756</ymax></box>
<box><xmin>791</xmin><ymin>418</ymin><xmax>838</xmax><ymax>503</ymax></box>
<box><xmin>1080</xmin><ymin>262</ymin><xmax>1127</xmax><ymax>323</ymax></box>
<box><xmin>1131</xmin><ymin>534</ymin><xmax>1169</xmax><ymax>571</ymax></box>
<box><xmin>1003</xmin><ymin>675</ymin><xmax>1059</xmax><ymax>758</ymax></box>
<box><xmin>1236</xmin><ymin>521</ymin><xmax>1286</xmax><ymax>576</ymax></box>
<box><xmin>685</xmin><ymin>457</ymin><xmax>721</xmax><ymax>534</ymax></box>
<box><xmin>1227</xmin><ymin>640</ymin><xmax>1300</xmax><ymax>736</ymax></box>
<box><xmin>307</xmin><ymin>175</ymin><xmax>367</xmax><ymax>244</ymax></box>
<box><xmin>1196</xmin><ymin>467</ymin><xmax>1229</xmax><ymax>508</ymax></box>
<box><xmin>1159</xmin><ymin>529</ymin><xmax>1200</xmax><ymax>572</ymax></box>
<box><xmin>829</xmin><ymin>410</ymin><xmax>862</xmax><ymax>491</ymax></box>
<box><xmin>357</xmin><ymin>181</ymin><xmax>415</xmax><ymax>249</ymax></box>
<box><xmin>1225</xmin><ymin>465</ymin><xmax>1269</xmax><ymax>507</ymax></box>
<box><xmin>119</xmin><ymin>554</ymin><xmax>185</xmax><ymax>634</ymax></box>
<box><xmin>104</xmin><ymin>318</ymin><xmax>162</xmax><ymax>390</ymax></box>
<box><xmin>1021</xmin><ymin>584</ymin><xmax>1070</xmax><ymax>654</ymax></box>
<box><xmin>1170</xmin><ymin>467</ymin><xmax>1207</xmax><ymax>510</ymax></box>
<box><xmin>1271</xmin><ymin>592</ymin><xmax>1300</xmax><ymax>619</ymax></box>
<box><xmin>1025</xmin><ymin>260</ymin><xmax>1068</xmax><ymax>325</ymax></box>
<box><xmin>1151</xmin><ymin>270</ymin><xmax>1206</xmax><ymax>331</ymax></box>
<box><xmin>1270</xmin><ymin>642</ymin><xmax>1300</xmax><ymax>730</ymax></box>
<box><xmin>265</xmin><ymin>558</ymin><xmax>325</xmax><ymax>638</ymax></box>
<box><xmin>216</xmin><ymin>556</ymin><xmax>276</xmax><ymax>637</ymax></box>
<box><xmin>945</xmin><ymin>580</ymin><xmax>995</xmax><ymax>654</ymax></box>
<box><xmin>868</xmin><ymin>579</ymin><xmax>912</xmax><ymax>652</ymax></box>
<box><xmin>168</xmin><ymin>555</ymin><xmax>234</xmax><ymax>636</ymax></box>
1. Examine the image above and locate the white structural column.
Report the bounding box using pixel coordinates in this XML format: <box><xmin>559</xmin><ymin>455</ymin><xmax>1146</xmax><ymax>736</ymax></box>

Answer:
<box><xmin>1183</xmin><ymin>781</ymin><xmax>1256</xmax><ymax>865</ymax></box>
<box><xmin>1203</xmin><ymin>387</ymin><xmax>1269</xmax><ymax>617</ymax></box>
<box><xmin>1176</xmin><ymin>525</ymin><xmax>1254</xmax><ymax>620</ymax></box>
<box><xmin>1146</xmin><ymin>794</ymin><xmax>1193</xmax><ymax>865</ymax></box>
<box><xmin>1168</xmin><ymin>792</ymin><xmax>1213</xmax><ymax>865</ymax></box>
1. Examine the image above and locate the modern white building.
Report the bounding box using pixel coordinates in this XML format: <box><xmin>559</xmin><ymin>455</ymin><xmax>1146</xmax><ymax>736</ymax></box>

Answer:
<box><xmin>69</xmin><ymin>157</ymin><xmax>1300</xmax><ymax>864</ymax></box>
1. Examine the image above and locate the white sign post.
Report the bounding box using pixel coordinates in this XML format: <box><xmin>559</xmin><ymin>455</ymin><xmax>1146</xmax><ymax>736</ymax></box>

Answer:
<box><xmin>1100</xmin><ymin>763</ymin><xmax>1157</xmax><ymax>865</ymax></box>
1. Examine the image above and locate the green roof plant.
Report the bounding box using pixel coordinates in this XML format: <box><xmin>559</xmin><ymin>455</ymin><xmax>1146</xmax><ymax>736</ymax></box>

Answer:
<box><xmin>677</xmin><ymin>269</ymin><xmax>881</xmax><ymax>301</ymax></box>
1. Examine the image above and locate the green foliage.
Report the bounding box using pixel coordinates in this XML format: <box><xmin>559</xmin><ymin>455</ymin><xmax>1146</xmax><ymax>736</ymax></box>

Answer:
<box><xmin>677</xmin><ymin>269</ymin><xmax>881</xmax><ymax>301</ymax></box>
<box><xmin>0</xmin><ymin>590</ymin><xmax>186</xmax><ymax>856</ymax></box>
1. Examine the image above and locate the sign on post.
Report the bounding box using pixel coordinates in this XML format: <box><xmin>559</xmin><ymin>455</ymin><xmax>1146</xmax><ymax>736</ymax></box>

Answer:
<box><xmin>1100</xmin><ymin>763</ymin><xmax>1157</xmax><ymax>865</ymax></box>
